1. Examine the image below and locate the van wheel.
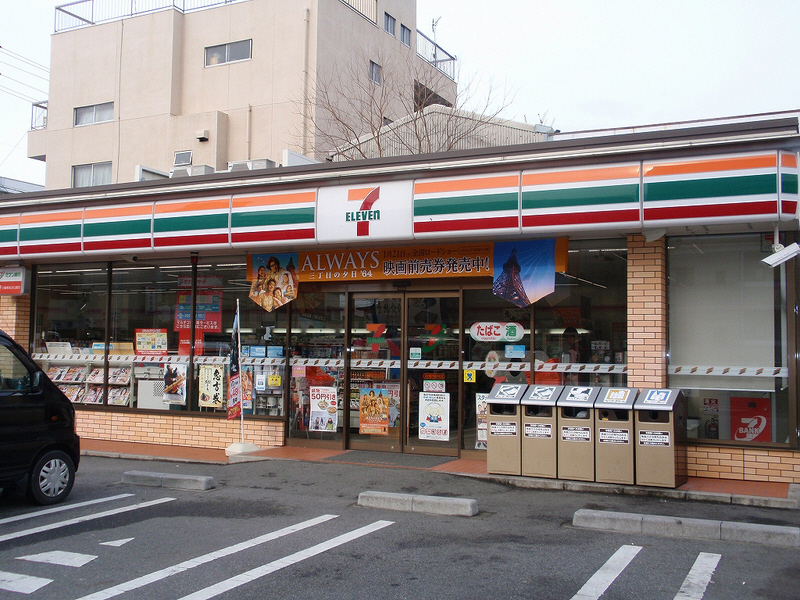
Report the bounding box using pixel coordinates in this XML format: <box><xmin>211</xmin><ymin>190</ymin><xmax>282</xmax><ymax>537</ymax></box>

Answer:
<box><xmin>28</xmin><ymin>451</ymin><xmax>75</xmax><ymax>505</ymax></box>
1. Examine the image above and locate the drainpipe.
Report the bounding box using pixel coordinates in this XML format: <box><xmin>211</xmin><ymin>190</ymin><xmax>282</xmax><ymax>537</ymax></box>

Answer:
<box><xmin>246</xmin><ymin>104</ymin><xmax>252</xmax><ymax>161</ymax></box>
<box><xmin>302</xmin><ymin>6</ymin><xmax>310</xmax><ymax>155</ymax></box>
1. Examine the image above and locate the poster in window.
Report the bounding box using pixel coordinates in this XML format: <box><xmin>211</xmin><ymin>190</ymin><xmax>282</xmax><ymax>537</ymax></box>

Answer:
<box><xmin>198</xmin><ymin>365</ymin><xmax>224</xmax><ymax>408</ymax></box>
<box><xmin>247</xmin><ymin>253</ymin><xmax>299</xmax><ymax>313</ymax></box>
<box><xmin>309</xmin><ymin>386</ymin><xmax>338</xmax><ymax>432</ymax></box>
<box><xmin>163</xmin><ymin>364</ymin><xmax>187</xmax><ymax>405</ymax></box>
<box><xmin>358</xmin><ymin>387</ymin><xmax>389</xmax><ymax>435</ymax></box>
<box><xmin>419</xmin><ymin>392</ymin><xmax>450</xmax><ymax>441</ymax></box>
<box><xmin>730</xmin><ymin>397</ymin><xmax>771</xmax><ymax>442</ymax></box>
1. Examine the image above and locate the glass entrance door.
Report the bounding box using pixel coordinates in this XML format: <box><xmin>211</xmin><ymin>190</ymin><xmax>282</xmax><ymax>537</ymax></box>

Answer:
<box><xmin>348</xmin><ymin>294</ymin><xmax>403</xmax><ymax>452</ymax></box>
<box><xmin>404</xmin><ymin>294</ymin><xmax>460</xmax><ymax>456</ymax></box>
<box><xmin>347</xmin><ymin>292</ymin><xmax>461</xmax><ymax>456</ymax></box>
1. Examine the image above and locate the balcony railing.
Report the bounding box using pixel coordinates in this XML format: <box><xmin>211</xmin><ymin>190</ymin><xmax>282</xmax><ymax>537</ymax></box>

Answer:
<box><xmin>54</xmin><ymin>0</ymin><xmax>247</xmax><ymax>32</ymax></box>
<box><xmin>31</xmin><ymin>101</ymin><xmax>48</xmax><ymax>130</ymax></box>
<box><xmin>416</xmin><ymin>30</ymin><xmax>456</xmax><ymax>81</ymax></box>
<box><xmin>337</xmin><ymin>0</ymin><xmax>377</xmax><ymax>23</ymax></box>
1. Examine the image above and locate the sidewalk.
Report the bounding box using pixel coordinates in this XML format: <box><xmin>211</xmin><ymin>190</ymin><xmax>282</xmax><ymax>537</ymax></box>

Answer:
<box><xmin>81</xmin><ymin>438</ymin><xmax>799</xmax><ymax>509</ymax></box>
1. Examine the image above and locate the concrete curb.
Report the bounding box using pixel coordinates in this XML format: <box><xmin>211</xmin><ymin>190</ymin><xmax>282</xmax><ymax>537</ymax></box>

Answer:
<box><xmin>358</xmin><ymin>491</ymin><xmax>478</xmax><ymax>517</ymax></box>
<box><xmin>573</xmin><ymin>508</ymin><xmax>800</xmax><ymax>548</ymax></box>
<box><xmin>122</xmin><ymin>470</ymin><xmax>215</xmax><ymax>491</ymax></box>
<box><xmin>83</xmin><ymin>450</ymin><xmax>226</xmax><ymax>465</ymax></box>
<box><xmin>462</xmin><ymin>473</ymin><xmax>799</xmax><ymax>510</ymax></box>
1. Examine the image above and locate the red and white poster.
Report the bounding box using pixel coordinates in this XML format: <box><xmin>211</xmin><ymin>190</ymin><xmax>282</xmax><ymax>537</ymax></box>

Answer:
<box><xmin>309</xmin><ymin>386</ymin><xmax>338</xmax><ymax>432</ymax></box>
<box><xmin>730</xmin><ymin>397</ymin><xmax>771</xmax><ymax>442</ymax></box>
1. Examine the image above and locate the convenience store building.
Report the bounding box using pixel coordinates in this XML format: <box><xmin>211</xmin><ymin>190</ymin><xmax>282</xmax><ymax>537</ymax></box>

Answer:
<box><xmin>2</xmin><ymin>112</ymin><xmax>799</xmax><ymax>482</ymax></box>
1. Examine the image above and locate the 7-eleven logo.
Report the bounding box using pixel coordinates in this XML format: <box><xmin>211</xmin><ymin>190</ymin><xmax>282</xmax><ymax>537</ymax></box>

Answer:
<box><xmin>346</xmin><ymin>186</ymin><xmax>381</xmax><ymax>236</ymax></box>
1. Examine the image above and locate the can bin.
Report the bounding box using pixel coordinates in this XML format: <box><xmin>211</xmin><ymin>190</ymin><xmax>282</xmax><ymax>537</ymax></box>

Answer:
<box><xmin>594</xmin><ymin>387</ymin><xmax>639</xmax><ymax>485</ymax></box>
<box><xmin>486</xmin><ymin>382</ymin><xmax>527</xmax><ymax>476</ymax></box>
<box><xmin>634</xmin><ymin>389</ymin><xmax>688</xmax><ymax>488</ymax></box>
<box><xmin>556</xmin><ymin>386</ymin><xmax>602</xmax><ymax>481</ymax></box>
<box><xmin>521</xmin><ymin>385</ymin><xmax>562</xmax><ymax>478</ymax></box>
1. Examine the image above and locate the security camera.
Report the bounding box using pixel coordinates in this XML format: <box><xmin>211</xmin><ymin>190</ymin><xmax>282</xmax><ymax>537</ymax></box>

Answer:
<box><xmin>762</xmin><ymin>242</ymin><xmax>800</xmax><ymax>267</ymax></box>
<box><xmin>125</xmin><ymin>255</ymin><xmax>139</xmax><ymax>263</ymax></box>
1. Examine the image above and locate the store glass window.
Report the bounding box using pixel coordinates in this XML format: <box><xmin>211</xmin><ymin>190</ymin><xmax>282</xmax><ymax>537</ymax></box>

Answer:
<box><xmin>109</xmin><ymin>259</ymin><xmax>186</xmax><ymax>410</ymax></box>
<box><xmin>668</xmin><ymin>234</ymin><xmax>789</xmax><ymax>444</ymax></box>
<box><xmin>463</xmin><ymin>288</ymin><xmax>532</xmax><ymax>452</ymax></box>
<box><xmin>289</xmin><ymin>289</ymin><xmax>346</xmax><ymax>441</ymax></box>
<box><xmin>196</xmin><ymin>258</ymin><xmax>287</xmax><ymax>417</ymax></box>
<box><xmin>33</xmin><ymin>263</ymin><xmax>109</xmax><ymax>404</ymax></box>
<box><xmin>532</xmin><ymin>239</ymin><xmax>628</xmax><ymax>387</ymax></box>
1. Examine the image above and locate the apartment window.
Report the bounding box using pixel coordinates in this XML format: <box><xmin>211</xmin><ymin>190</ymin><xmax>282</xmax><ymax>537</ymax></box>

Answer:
<box><xmin>72</xmin><ymin>162</ymin><xmax>112</xmax><ymax>188</ymax></box>
<box><xmin>400</xmin><ymin>24</ymin><xmax>411</xmax><ymax>46</ymax></box>
<box><xmin>384</xmin><ymin>12</ymin><xmax>396</xmax><ymax>36</ymax></box>
<box><xmin>205</xmin><ymin>39</ymin><xmax>252</xmax><ymax>66</ymax></box>
<box><xmin>74</xmin><ymin>102</ymin><xmax>113</xmax><ymax>126</ymax></box>
<box><xmin>369</xmin><ymin>60</ymin><xmax>382</xmax><ymax>85</ymax></box>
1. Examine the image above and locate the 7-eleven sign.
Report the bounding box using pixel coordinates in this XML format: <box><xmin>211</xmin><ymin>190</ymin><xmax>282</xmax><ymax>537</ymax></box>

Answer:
<box><xmin>317</xmin><ymin>180</ymin><xmax>414</xmax><ymax>243</ymax></box>
<box><xmin>347</xmin><ymin>186</ymin><xmax>381</xmax><ymax>236</ymax></box>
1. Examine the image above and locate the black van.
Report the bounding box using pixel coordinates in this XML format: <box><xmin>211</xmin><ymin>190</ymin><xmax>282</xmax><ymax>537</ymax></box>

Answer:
<box><xmin>0</xmin><ymin>330</ymin><xmax>80</xmax><ymax>504</ymax></box>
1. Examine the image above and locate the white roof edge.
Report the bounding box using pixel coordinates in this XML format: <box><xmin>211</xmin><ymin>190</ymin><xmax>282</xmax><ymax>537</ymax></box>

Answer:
<box><xmin>554</xmin><ymin>109</ymin><xmax>800</xmax><ymax>140</ymax></box>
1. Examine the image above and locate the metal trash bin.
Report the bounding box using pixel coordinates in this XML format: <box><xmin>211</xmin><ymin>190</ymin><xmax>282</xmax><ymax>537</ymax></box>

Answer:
<box><xmin>556</xmin><ymin>386</ymin><xmax>602</xmax><ymax>482</ymax></box>
<box><xmin>521</xmin><ymin>385</ymin><xmax>563</xmax><ymax>478</ymax></box>
<box><xmin>594</xmin><ymin>387</ymin><xmax>639</xmax><ymax>485</ymax></box>
<box><xmin>486</xmin><ymin>382</ymin><xmax>528</xmax><ymax>476</ymax></box>
<box><xmin>634</xmin><ymin>389</ymin><xmax>688</xmax><ymax>488</ymax></box>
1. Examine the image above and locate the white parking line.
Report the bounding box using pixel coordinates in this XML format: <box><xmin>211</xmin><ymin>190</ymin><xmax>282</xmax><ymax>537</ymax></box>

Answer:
<box><xmin>18</xmin><ymin>551</ymin><xmax>97</xmax><ymax>568</ymax></box>
<box><xmin>0</xmin><ymin>570</ymin><xmax>52</xmax><ymax>594</ymax></box>
<box><xmin>570</xmin><ymin>545</ymin><xmax>642</xmax><ymax>600</ymax></box>
<box><xmin>73</xmin><ymin>514</ymin><xmax>339</xmax><ymax>600</ymax></box>
<box><xmin>0</xmin><ymin>497</ymin><xmax>175</xmax><ymax>544</ymax></box>
<box><xmin>675</xmin><ymin>553</ymin><xmax>722</xmax><ymax>600</ymax></box>
<box><xmin>0</xmin><ymin>494</ymin><xmax>135</xmax><ymax>526</ymax></box>
<box><xmin>177</xmin><ymin>520</ymin><xmax>394</xmax><ymax>600</ymax></box>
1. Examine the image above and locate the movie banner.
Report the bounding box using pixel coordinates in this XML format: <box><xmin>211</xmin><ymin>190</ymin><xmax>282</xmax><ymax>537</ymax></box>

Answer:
<box><xmin>246</xmin><ymin>253</ymin><xmax>299</xmax><ymax>313</ymax></box>
<box><xmin>297</xmin><ymin>243</ymin><xmax>492</xmax><ymax>282</ymax></box>
<box><xmin>358</xmin><ymin>387</ymin><xmax>390</xmax><ymax>435</ymax></box>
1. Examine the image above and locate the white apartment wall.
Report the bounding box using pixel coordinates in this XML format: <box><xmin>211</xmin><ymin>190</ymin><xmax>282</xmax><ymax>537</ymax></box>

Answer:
<box><xmin>28</xmin><ymin>0</ymin><xmax>448</xmax><ymax>189</ymax></box>
<box><xmin>312</xmin><ymin>0</ymin><xmax>455</xmax><ymax>159</ymax></box>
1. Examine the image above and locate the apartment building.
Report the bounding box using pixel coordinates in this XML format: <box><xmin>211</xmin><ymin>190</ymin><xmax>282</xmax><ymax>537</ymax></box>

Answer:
<box><xmin>27</xmin><ymin>0</ymin><xmax>457</xmax><ymax>189</ymax></box>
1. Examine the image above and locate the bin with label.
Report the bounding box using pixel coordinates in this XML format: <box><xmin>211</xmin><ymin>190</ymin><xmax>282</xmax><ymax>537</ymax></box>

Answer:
<box><xmin>634</xmin><ymin>388</ymin><xmax>688</xmax><ymax>488</ymax></box>
<box><xmin>594</xmin><ymin>387</ymin><xmax>639</xmax><ymax>485</ymax></box>
<box><xmin>521</xmin><ymin>385</ymin><xmax>562</xmax><ymax>478</ymax></box>
<box><xmin>556</xmin><ymin>386</ymin><xmax>602</xmax><ymax>481</ymax></box>
<box><xmin>486</xmin><ymin>382</ymin><xmax>528</xmax><ymax>476</ymax></box>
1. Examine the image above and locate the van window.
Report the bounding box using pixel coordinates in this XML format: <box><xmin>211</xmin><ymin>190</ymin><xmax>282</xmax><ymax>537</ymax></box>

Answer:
<box><xmin>0</xmin><ymin>345</ymin><xmax>31</xmax><ymax>391</ymax></box>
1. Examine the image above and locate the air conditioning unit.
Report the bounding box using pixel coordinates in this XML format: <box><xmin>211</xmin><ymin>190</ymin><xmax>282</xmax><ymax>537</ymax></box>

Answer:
<box><xmin>169</xmin><ymin>165</ymin><xmax>215</xmax><ymax>177</ymax></box>
<box><xmin>227</xmin><ymin>159</ymin><xmax>275</xmax><ymax>172</ymax></box>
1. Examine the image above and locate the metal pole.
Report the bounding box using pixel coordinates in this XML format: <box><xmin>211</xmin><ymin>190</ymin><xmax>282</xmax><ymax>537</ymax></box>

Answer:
<box><xmin>237</xmin><ymin>298</ymin><xmax>244</xmax><ymax>444</ymax></box>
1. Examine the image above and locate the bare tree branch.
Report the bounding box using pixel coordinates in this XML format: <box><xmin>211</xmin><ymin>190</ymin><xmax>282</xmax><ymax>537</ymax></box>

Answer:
<box><xmin>296</xmin><ymin>46</ymin><xmax>538</xmax><ymax>162</ymax></box>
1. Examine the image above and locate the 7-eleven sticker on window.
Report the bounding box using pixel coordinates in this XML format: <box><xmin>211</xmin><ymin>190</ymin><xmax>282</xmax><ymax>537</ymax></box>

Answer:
<box><xmin>317</xmin><ymin>180</ymin><xmax>414</xmax><ymax>243</ymax></box>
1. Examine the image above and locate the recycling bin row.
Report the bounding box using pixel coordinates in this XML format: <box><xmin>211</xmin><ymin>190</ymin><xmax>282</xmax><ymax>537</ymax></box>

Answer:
<box><xmin>485</xmin><ymin>383</ymin><xmax>687</xmax><ymax>488</ymax></box>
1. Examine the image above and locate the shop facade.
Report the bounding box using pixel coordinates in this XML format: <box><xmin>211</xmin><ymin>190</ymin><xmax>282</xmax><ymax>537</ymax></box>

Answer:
<box><xmin>2</xmin><ymin>114</ymin><xmax>799</xmax><ymax>481</ymax></box>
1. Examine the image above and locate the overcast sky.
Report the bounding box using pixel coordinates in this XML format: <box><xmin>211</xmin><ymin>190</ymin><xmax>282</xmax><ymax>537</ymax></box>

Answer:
<box><xmin>1</xmin><ymin>0</ymin><xmax>799</xmax><ymax>186</ymax></box>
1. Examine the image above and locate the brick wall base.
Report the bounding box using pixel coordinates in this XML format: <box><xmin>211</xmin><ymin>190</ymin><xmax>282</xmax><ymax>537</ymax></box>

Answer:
<box><xmin>76</xmin><ymin>410</ymin><xmax>284</xmax><ymax>450</ymax></box>
<box><xmin>687</xmin><ymin>445</ymin><xmax>800</xmax><ymax>483</ymax></box>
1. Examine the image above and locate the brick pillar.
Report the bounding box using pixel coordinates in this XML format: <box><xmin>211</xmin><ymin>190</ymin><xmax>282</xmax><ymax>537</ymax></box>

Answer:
<box><xmin>627</xmin><ymin>234</ymin><xmax>667</xmax><ymax>388</ymax></box>
<box><xmin>0</xmin><ymin>295</ymin><xmax>31</xmax><ymax>348</ymax></box>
